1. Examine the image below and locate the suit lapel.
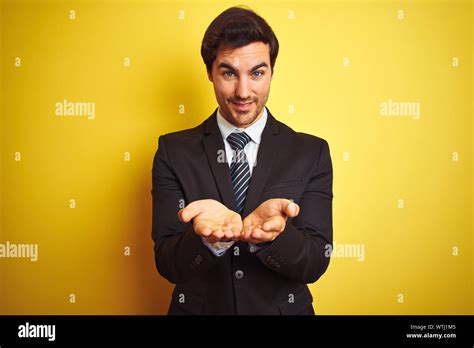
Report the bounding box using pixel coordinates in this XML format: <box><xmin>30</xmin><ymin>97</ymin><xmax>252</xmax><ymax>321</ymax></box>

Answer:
<box><xmin>203</xmin><ymin>109</ymin><xmax>238</xmax><ymax>212</ymax></box>
<box><xmin>202</xmin><ymin>108</ymin><xmax>281</xmax><ymax>216</ymax></box>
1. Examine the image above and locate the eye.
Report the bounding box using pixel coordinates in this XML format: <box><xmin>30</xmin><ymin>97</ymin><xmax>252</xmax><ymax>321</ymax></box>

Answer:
<box><xmin>252</xmin><ymin>70</ymin><xmax>264</xmax><ymax>77</ymax></box>
<box><xmin>224</xmin><ymin>71</ymin><xmax>236</xmax><ymax>77</ymax></box>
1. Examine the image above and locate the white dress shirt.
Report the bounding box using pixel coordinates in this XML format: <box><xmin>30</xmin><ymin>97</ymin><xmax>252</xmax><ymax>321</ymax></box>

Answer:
<box><xmin>201</xmin><ymin>106</ymin><xmax>268</xmax><ymax>256</ymax></box>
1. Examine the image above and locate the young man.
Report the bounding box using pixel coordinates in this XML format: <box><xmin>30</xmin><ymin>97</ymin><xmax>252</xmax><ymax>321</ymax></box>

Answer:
<box><xmin>151</xmin><ymin>6</ymin><xmax>333</xmax><ymax>315</ymax></box>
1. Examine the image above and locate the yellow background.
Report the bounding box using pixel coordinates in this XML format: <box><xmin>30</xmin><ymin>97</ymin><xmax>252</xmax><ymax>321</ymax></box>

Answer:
<box><xmin>0</xmin><ymin>0</ymin><xmax>472</xmax><ymax>314</ymax></box>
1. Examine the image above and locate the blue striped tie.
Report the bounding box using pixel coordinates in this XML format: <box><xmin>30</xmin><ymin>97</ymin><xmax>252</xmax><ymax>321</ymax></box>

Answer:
<box><xmin>227</xmin><ymin>132</ymin><xmax>252</xmax><ymax>215</ymax></box>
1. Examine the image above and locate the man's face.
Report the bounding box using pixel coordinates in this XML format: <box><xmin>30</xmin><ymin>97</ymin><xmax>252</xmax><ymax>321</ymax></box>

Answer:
<box><xmin>208</xmin><ymin>41</ymin><xmax>273</xmax><ymax>128</ymax></box>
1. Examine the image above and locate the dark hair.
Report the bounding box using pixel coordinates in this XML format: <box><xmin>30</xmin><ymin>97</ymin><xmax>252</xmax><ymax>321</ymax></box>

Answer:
<box><xmin>201</xmin><ymin>6</ymin><xmax>279</xmax><ymax>75</ymax></box>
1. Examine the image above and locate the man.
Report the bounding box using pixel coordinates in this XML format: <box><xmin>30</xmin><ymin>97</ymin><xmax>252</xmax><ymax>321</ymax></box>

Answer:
<box><xmin>151</xmin><ymin>6</ymin><xmax>333</xmax><ymax>315</ymax></box>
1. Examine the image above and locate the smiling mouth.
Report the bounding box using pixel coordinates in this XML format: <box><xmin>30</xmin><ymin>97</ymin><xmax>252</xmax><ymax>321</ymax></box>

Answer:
<box><xmin>231</xmin><ymin>101</ymin><xmax>253</xmax><ymax>111</ymax></box>
<box><xmin>232</xmin><ymin>101</ymin><xmax>252</xmax><ymax>105</ymax></box>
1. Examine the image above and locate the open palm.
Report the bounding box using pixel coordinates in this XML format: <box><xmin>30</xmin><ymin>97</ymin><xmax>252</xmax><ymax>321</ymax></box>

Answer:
<box><xmin>179</xmin><ymin>199</ymin><xmax>243</xmax><ymax>243</ymax></box>
<box><xmin>242</xmin><ymin>198</ymin><xmax>300</xmax><ymax>243</ymax></box>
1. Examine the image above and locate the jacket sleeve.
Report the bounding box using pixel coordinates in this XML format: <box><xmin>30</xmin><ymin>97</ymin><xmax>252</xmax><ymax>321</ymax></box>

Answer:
<box><xmin>151</xmin><ymin>135</ymin><xmax>218</xmax><ymax>284</ymax></box>
<box><xmin>255</xmin><ymin>139</ymin><xmax>333</xmax><ymax>284</ymax></box>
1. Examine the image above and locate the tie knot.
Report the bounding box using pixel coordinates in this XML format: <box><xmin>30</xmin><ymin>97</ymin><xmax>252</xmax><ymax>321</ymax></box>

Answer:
<box><xmin>227</xmin><ymin>132</ymin><xmax>252</xmax><ymax>150</ymax></box>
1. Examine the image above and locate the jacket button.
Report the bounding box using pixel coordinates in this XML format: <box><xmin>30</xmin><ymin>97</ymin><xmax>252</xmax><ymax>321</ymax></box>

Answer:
<box><xmin>235</xmin><ymin>270</ymin><xmax>244</xmax><ymax>280</ymax></box>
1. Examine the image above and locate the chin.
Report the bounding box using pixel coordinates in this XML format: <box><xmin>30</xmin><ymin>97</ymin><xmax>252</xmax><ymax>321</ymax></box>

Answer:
<box><xmin>233</xmin><ymin>113</ymin><xmax>258</xmax><ymax>127</ymax></box>
<box><xmin>235</xmin><ymin>108</ymin><xmax>260</xmax><ymax>122</ymax></box>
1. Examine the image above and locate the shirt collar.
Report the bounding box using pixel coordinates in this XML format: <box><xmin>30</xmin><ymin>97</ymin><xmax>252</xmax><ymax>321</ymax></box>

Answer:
<box><xmin>216</xmin><ymin>106</ymin><xmax>268</xmax><ymax>145</ymax></box>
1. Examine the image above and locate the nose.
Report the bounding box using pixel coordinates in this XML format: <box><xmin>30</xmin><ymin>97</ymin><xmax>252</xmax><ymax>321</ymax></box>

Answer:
<box><xmin>235</xmin><ymin>76</ymin><xmax>250</xmax><ymax>101</ymax></box>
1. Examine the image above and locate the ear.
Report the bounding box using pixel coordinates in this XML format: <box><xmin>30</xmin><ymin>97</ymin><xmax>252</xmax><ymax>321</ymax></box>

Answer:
<box><xmin>207</xmin><ymin>70</ymin><xmax>213</xmax><ymax>82</ymax></box>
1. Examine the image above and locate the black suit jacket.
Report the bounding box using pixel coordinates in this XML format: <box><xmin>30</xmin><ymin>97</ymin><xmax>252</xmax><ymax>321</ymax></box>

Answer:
<box><xmin>151</xmin><ymin>108</ymin><xmax>333</xmax><ymax>315</ymax></box>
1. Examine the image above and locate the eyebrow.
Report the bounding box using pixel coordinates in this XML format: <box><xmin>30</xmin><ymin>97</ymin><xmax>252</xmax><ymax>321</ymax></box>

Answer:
<box><xmin>218</xmin><ymin>62</ymin><xmax>269</xmax><ymax>72</ymax></box>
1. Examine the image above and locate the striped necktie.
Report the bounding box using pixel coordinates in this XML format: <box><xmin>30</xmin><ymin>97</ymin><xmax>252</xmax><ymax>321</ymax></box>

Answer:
<box><xmin>227</xmin><ymin>132</ymin><xmax>252</xmax><ymax>215</ymax></box>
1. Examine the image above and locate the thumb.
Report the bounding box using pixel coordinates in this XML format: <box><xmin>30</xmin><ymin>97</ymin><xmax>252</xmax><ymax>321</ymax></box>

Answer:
<box><xmin>178</xmin><ymin>201</ymin><xmax>204</xmax><ymax>223</ymax></box>
<box><xmin>284</xmin><ymin>200</ymin><xmax>300</xmax><ymax>218</ymax></box>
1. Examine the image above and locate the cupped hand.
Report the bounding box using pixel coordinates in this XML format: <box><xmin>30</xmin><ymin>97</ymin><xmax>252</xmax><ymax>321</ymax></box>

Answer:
<box><xmin>178</xmin><ymin>199</ymin><xmax>243</xmax><ymax>244</ymax></box>
<box><xmin>241</xmin><ymin>198</ymin><xmax>300</xmax><ymax>244</ymax></box>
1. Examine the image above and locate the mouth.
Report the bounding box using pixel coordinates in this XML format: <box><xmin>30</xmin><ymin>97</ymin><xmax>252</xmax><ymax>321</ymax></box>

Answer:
<box><xmin>231</xmin><ymin>101</ymin><xmax>253</xmax><ymax>112</ymax></box>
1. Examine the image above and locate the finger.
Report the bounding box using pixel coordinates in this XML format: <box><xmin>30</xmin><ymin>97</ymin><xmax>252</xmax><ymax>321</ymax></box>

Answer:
<box><xmin>242</xmin><ymin>218</ymin><xmax>257</xmax><ymax>238</ymax></box>
<box><xmin>284</xmin><ymin>201</ymin><xmax>300</xmax><ymax>218</ymax></box>
<box><xmin>178</xmin><ymin>201</ymin><xmax>206</xmax><ymax>223</ymax></box>
<box><xmin>251</xmin><ymin>228</ymin><xmax>275</xmax><ymax>242</ymax></box>
<box><xmin>178</xmin><ymin>209</ymin><xmax>184</xmax><ymax>222</ymax></box>
<box><xmin>231</xmin><ymin>226</ymin><xmax>241</xmax><ymax>240</ymax></box>
<box><xmin>248</xmin><ymin>235</ymin><xmax>276</xmax><ymax>245</ymax></box>
<box><xmin>239</xmin><ymin>229</ymin><xmax>248</xmax><ymax>241</ymax></box>
<box><xmin>223</xmin><ymin>227</ymin><xmax>234</xmax><ymax>240</ymax></box>
<box><xmin>239</xmin><ymin>229</ymin><xmax>249</xmax><ymax>241</ymax></box>
<box><xmin>250</xmin><ymin>228</ymin><xmax>262</xmax><ymax>240</ymax></box>
<box><xmin>212</xmin><ymin>229</ymin><xmax>224</xmax><ymax>239</ymax></box>
<box><xmin>243</xmin><ymin>225</ymin><xmax>254</xmax><ymax>240</ymax></box>
<box><xmin>248</xmin><ymin>230</ymin><xmax>275</xmax><ymax>244</ymax></box>
<box><xmin>242</xmin><ymin>228</ymin><xmax>251</xmax><ymax>240</ymax></box>
<box><xmin>242</xmin><ymin>220</ymin><xmax>251</xmax><ymax>231</ymax></box>
<box><xmin>262</xmin><ymin>217</ymin><xmax>285</xmax><ymax>233</ymax></box>
<box><xmin>194</xmin><ymin>222</ymin><xmax>212</xmax><ymax>237</ymax></box>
